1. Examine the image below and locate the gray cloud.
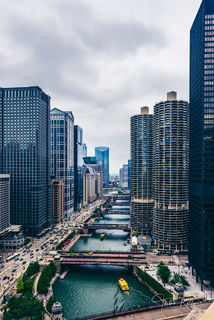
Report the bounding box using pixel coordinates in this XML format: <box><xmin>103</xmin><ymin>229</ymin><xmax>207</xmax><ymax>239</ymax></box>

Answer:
<box><xmin>0</xmin><ymin>0</ymin><xmax>202</xmax><ymax>172</ymax></box>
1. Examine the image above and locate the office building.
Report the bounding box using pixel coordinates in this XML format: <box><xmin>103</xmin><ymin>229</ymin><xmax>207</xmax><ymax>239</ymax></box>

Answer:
<box><xmin>153</xmin><ymin>92</ymin><xmax>189</xmax><ymax>251</ymax></box>
<box><xmin>119</xmin><ymin>164</ymin><xmax>129</xmax><ymax>189</ymax></box>
<box><xmin>0</xmin><ymin>86</ymin><xmax>51</xmax><ymax>235</ymax></box>
<box><xmin>83</xmin><ymin>143</ymin><xmax>87</xmax><ymax>157</ymax></box>
<box><xmin>51</xmin><ymin>179</ymin><xmax>64</xmax><ymax>225</ymax></box>
<box><xmin>82</xmin><ymin>165</ymin><xmax>101</xmax><ymax>205</ymax></box>
<box><xmin>0</xmin><ymin>175</ymin><xmax>10</xmax><ymax>233</ymax></box>
<box><xmin>95</xmin><ymin>146</ymin><xmax>109</xmax><ymax>187</ymax></box>
<box><xmin>74</xmin><ymin>125</ymin><xmax>84</xmax><ymax>211</ymax></box>
<box><xmin>128</xmin><ymin>160</ymin><xmax>131</xmax><ymax>190</ymax></box>
<box><xmin>51</xmin><ymin>108</ymin><xmax>74</xmax><ymax>220</ymax></box>
<box><xmin>130</xmin><ymin>107</ymin><xmax>153</xmax><ymax>235</ymax></box>
<box><xmin>83</xmin><ymin>157</ymin><xmax>103</xmax><ymax>195</ymax></box>
<box><xmin>189</xmin><ymin>0</ymin><xmax>214</xmax><ymax>283</ymax></box>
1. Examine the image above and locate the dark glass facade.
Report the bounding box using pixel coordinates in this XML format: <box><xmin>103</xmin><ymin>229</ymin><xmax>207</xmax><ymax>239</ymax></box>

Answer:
<box><xmin>95</xmin><ymin>146</ymin><xmax>109</xmax><ymax>187</ymax></box>
<box><xmin>189</xmin><ymin>0</ymin><xmax>214</xmax><ymax>283</ymax></box>
<box><xmin>0</xmin><ymin>86</ymin><xmax>51</xmax><ymax>235</ymax></box>
<box><xmin>74</xmin><ymin>125</ymin><xmax>84</xmax><ymax>212</ymax></box>
<box><xmin>153</xmin><ymin>94</ymin><xmax>189</xmax><ymax>251</ymax></box>
<box><xmin>51</xmin><ymin>108</ymin><xmax>74</xmax><ymax>220</ymax></box>
<box><xmin>130</xmin><ymin>107</ymin><xmax>153</xmax><ymax>235</ymax></box>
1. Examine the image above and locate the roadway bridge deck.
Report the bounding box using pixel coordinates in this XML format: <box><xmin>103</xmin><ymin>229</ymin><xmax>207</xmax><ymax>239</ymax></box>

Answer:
<box><xmin>107</xmin><ymin>210</ymin><xmax>130</xmax><ymax>215</ymax></box>
<box><xmin>60</xmin><ymin>252</ymin><xmax>146</xmax><ymax>266</ymax></box>
<box><xmin>85</xmin><ymin>223</ymin><xmax>130</xmax><ymax>231</ymax></box>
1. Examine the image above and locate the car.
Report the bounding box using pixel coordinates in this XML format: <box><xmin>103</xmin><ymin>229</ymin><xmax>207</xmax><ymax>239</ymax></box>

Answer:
<box><xmin>22</xmin><ymin>261</ymin><xmax>26</xmax><ymax>265</ymax></box>
<box><xmin>88</xmin><ymin>252</ymin><xmax>93</xmax><ymax>256</ymax></box>
<box><xmin>12</xmin><ymin>269</ymin><xmax>16</xmax><ymax>273</ymax></box>
<box><xmin>39</xmin><ymin>258</ymin><xmax>43</xmax><ymax>261</ymax></box>
<box><xmin>3</xmin><ymin>276</ymin><xmax>8</xmax><ymax>280</ymax></box>
<box><xmin>36</xmin><ymin>249</ymin><xmax>39</xmax><ymax>251</ymax></box>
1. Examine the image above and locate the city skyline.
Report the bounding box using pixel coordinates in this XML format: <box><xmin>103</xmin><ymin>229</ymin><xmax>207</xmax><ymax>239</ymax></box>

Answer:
<box><xmin>0</xmin><ymin>0</ymin><xmax>201</xmax><ymax>173</ymax></box>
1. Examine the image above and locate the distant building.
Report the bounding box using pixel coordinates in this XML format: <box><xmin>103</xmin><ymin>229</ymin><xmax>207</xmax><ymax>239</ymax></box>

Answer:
<box><xmin>83</xmin><ymin>157</ymin><xmax>97</xmax><ymax>164</ymax></box>
<box><xmin>130</xmin><ymin>107</ymin><xmax>153</xmax><ymax>235</ymax></box>
<box><xmin>51</xmin><ymin>108</ymin><xmax>74</xmax><ymax>220</ymax></box>
<box><xmin>153</xmin><ymin>92</ymin><xmax>189</xmax><ymax>251</ymax></box>
<box><xmin>0</xmin><ymin>86</ymin><xmax>51</xmax><ymax>235</ymax></box>
<box><xmin>83</xmin><ymin>143</ymin><xmax>87</xmax><ymax>158</ymax></box>
<box><xmin>51</xmin><ymin>179</ymin><xmax>64</xmax><ymax>225</ymax></box>
<box><xmin>74</xmin><ymin>125</ymin><xmax>84</xmax><ymax>211</ymax></box>
<box><xmin>95</xmin><ymin>146</ymin><xmax>109</xmax><ymax>187</ymax></box>
<box><xmin>119</xmin><ymin>164</ymin><xmax>129</xmax><ymax>189</ymax></box>
<box><xmin>189</xmin><ymin>0</ymin><xmax>214</xmax><ymax>284</ymax></box>
<box><xmin>83</xmin><ymin>165</ymin><xmax>102</xmax><ymax>206</ymax></box>
<box><xmin>0</xmin><ymin>175</ymin><xmax>10</xmax><ymax>233</ymax></box>
<box><xmin>128</xmin><ymin>160</ymin><xmax>131</xmax><ymax>190</ymax></box>
<box><xmin>83</xmin><ymin>157</ymin><xmax>103</xmax><ymax>195</ymax></box>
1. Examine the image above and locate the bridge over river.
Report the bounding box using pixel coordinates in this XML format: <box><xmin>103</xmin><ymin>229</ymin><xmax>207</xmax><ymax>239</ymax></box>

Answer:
<box><xmin>84</xmin><ymin>223</ymin><xmax>130</xmax><ymax>231</ymax></box>
<box><xmin>60</xmin><ymin>251</ymin><xmax>146</xmax><ymax>267</ymax></box>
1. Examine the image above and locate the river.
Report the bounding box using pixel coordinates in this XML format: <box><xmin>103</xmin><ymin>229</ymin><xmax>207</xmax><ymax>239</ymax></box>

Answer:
<box><xmin>53</xmin><ymin>202</ymin><xmax>158</xmax><ymax>319</ymax></box>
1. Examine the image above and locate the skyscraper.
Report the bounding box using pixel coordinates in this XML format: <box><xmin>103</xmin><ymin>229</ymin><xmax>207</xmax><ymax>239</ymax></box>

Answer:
<box><xmin>51</xmin><ymin>108</ymin><xmax>74</xmax><ymax>220</ymax></box>
<box><xmin>130</xmin><ymin>107</ymin><xmax>153</xmax><ymax>235</ymax></box>
<box><xmin>51</xmin><ymin>179</ymin><xmax>64</xmax><ymax>225</ymax></box>
<box><xmin>189</xmin><ymin>0</ymin><xmax>214</xmax><ymax>283</ymax></box>
<box><xmin>119</xmin><ymin>164</ymin><xmax>129</xmax><ymax>189</ymax></box>
<box><xmin>74</xmin><ymin>125</ymin><xmax>84</xmax><ymax>211</ymax></box>
<box><xmin>153</xmin><ymin>92</ymin><xmax>189</xmax><ymax>251</ymax></box>
<box><xmin>0</xmin><ymin>86</ymin><xmax>51</xmax><ymax>235</ymax></box>
<box><xmin>95</xmin><ymin>146</ymin><xmax>109</xmax><ymax>187</ymax></box>
<box><xmin>0</xmin><ymin>174</ymin><xmax>10</xmax><ymax>233</ymax></box>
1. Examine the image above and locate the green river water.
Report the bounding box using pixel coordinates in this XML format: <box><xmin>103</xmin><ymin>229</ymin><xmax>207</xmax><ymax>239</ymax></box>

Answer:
<box><xmin>53</xmin><ymin>212</ymin><xmax>159</xmax><ymax>319</ymax></box>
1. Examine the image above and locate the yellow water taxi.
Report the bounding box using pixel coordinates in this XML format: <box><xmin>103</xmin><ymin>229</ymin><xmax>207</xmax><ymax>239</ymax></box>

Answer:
<box><xmin>100</xmin><ymin>233</ymin><xmax>105</xmax><ymax>240</ymax></box>
<box><xmin>118</xmin><ymin>278</ymin><xmax>129</xmax><ymax>291</ymax></box>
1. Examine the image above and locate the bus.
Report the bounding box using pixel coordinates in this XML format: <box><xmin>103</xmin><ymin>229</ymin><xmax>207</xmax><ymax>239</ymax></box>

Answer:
<box><xmin>6</xmin><ymin>252</ymin><xmax>20</xmax><ymax>262</ymax></box>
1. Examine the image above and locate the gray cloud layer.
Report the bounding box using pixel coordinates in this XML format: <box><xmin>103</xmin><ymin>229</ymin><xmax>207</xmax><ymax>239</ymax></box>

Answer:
<box><xmin>0</xmin><ymin>0</ymin><xmax>201</xmax><ymax>173</ymax></box>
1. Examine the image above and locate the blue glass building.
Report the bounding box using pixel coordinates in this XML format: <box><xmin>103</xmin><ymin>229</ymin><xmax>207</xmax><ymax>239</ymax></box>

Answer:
<box><xmin>51</xmin><ymin>108</ymin><xmax>74</xmax><ymax>220</ymax></box>
<box><xmin>189</xmin><ymin>0</ymin><xmax>214</xmax><ymax>284</ymax></box>
<box><xmin>0</xmin><ymin>86</ymin><xmax>51</xmax><ymax>235</ymax></box>
<box><xmin>74</xmin><ymin>125</ymin><xmax>84</xmax><ymax>211</ymax></box>
<box><xmin>95</xmin><ymin>146</ymin><xmax>109</xmax><ymax>187</ymax></box>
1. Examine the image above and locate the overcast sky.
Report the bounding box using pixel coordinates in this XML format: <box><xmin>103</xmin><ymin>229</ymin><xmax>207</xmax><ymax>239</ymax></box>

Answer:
<box><xmin>0</xmin><ymin>0</ymin><xmax>201</xmax><ymax>173</ymax></box>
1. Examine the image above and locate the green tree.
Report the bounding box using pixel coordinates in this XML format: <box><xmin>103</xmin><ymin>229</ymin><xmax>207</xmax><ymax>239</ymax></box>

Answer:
<box><xmin>22</xmin><ymin>273</ymin><xmax>33</xmax><ymax>293</ymax></box>
<box><xmin>157</xmin><ymin>262</ymin><xmax>171</xmax><ymax>283</ymax></box>
<box><xmin>170</xmin><ymin>273</ymin><xmax>190</xmax><ymax>287</ymax></box>
<box><xmin>26</xmin><ymin>262</ymin><xmax>40</xmax><ymax>277</ymax></box>
<box><xmin>4</xmin><ymin>296</ymin><xmax>44</xmax><ymax>320</ymax></box>
<box><xmin>16</xmin><ymin>278</ymin><xmax>24</xmax><ymax>293</ymax></box>
<box><xmin>134</xmin><ymin>231</ymin><xmax>139</xmax><ymax>237</ymax></box>
<box><xmin>46</xmin><ymin>295</ymin><xmax>56</xmax><ymax>314</ymax></box>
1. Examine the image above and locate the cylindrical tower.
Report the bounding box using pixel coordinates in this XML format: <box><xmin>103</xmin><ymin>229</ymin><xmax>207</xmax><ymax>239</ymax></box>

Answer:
<box><xmin>130</xmin><ymin>107</ymin><xmax>153</xmax><ymax>235</ymax></box>
<box><xmin>153</xmin><ymin>92</ymin><xmax>189</xmax><ymax>251</ymax></box>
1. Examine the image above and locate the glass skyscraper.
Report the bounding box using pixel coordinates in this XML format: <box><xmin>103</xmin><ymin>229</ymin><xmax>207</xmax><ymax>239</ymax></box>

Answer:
<box><xmin>51</xmin><ymin>108</ymin><xmax>74</xmax><ymax>220</ymax></box>
<box><xmin>95</xmin><ymin>146</ymin><xmax>109</xmax><ymax>187</ymax></box>
<box><xmin>74</xmin><ymin>125</ymin><xmax>84</xmax><ymax>211</ymax></box>
<box><xmin>189</xmin><ymin>0</ymin><xmax>214</xmax><ymax>284</ymax></box>
<box><xmin>130</xmin><ymin>107</ymin><xmax>153</xmax><ymax>235</ymax></box>
<box><xmin>0</xmin><ymin>86</ymin><xmax>51</xmax><ymax>235</ymax></box>
<box><xmin>153</xmin><ymin>92</ymin><xmax>189</xmax><ymax>251</ymax></box>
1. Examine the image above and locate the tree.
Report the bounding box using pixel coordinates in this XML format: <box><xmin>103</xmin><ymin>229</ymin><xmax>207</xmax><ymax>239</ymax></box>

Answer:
<box><xmin>16</xmin><ymin>278</ymin><xmax>24</xmax><ymax>293</ymax></box>
<box><xmin>157</xmin><ymin>262</ymin><xmax>171</xmax><ymax>283</ymax></box>
<box><xmin>4</xmin><ymin>296</ymin><xmax>44</xmax><ymax>320</ymax></box>
<box><xmin>170</xmin><ymin>273</ymin><xmax>190</xmax><ymax>287</ymax></box>
<box><xmin>134</xmin><ymin>231</ymin><xmax>139</xmax><ymax>237</ymax></box>
<box><xmin>22</xmin><ymin>273</ymin><xmax>33</xmax><ymax>293</ymax></box>
<box><xmin>46</xmin><ymin>295</ymin><xmax>56</xmax><ymax>314</ymax></box>
<box><xmin>26</xmin><ymin>262</ymin><xmax>40</xmax><ymax>277</ymax></box>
